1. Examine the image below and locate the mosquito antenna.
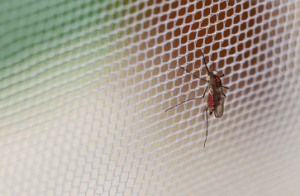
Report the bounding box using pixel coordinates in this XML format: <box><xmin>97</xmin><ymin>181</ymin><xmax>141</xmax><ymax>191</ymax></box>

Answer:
<box><xmin>209</xmin><ymin>9</ymin><xmax>221</xmax><ymax>73</ymax></box>
<box><xmin>201</xmin><ymin>51</ymin><xmax>210</xmax><ymax>73</ymax></box>
<box><xmin>211</xmin><ymin>52</ymin><xmax>216</xmax><ymax>71</ymax></box>
<box><xmin>178</xmin><ymin>65</ymin><xmax>208</xmax><ymax>82</ymax></box>
<box><xmin>210</xmin><ymin>8</ymin><xmax>230</xmax><ymax>74</ymax></box>
<box><xmin>211</xmin><ymin>52</ymin><xmax>220</xmax><ymax>73</ymax></box>
<box><xmin>165</xmin><ymin>97</ymin><xmax>204</xmax><ymax>112</ymax></box>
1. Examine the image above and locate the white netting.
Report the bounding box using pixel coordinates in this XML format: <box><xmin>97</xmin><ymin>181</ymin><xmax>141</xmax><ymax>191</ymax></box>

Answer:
<box><xmin>0</xmin><ymin>0</ymin><xmax>300</xmax><ymax>195</ymax></box>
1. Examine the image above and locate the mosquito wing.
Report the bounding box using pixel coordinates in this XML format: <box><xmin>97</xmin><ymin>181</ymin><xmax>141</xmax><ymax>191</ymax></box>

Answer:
<box><xmin>214</xmin><ymin>96</ymin><xmax>224</xmax><ymax>118</ymax></box>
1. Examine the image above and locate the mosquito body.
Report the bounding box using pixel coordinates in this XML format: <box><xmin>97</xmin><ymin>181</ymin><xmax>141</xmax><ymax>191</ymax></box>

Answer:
<box><xmin>165</xmin><ymin>52</ymin><xmax>229</xmax><ymax>148</ymax></box>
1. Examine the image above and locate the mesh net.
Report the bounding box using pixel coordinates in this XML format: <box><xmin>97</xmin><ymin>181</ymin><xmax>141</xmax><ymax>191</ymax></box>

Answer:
<box><xmin>1</xmin><ymin>0</ymin><xmax>300</xmax><ymax>195</ymax></box>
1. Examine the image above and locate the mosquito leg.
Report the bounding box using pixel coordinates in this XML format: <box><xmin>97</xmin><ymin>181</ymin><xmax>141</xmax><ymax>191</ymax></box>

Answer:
<box><xmin>165</xmin><ymin>97</ymin><xmax>205</xmax><ymax>112</ymax></box>
<box><xmin>222</xmin><ymin>93</ymin><xmax>226</xmax><ymax>97</ymax></box>
<box><xmin>203</xmin><ymin>106</ymin><xmax>208</xmax><ymax>148</ymax></box>
<box><xmin>218</xmin><ymin>74</ymin><xmax>225</xmax><ymax>78</ymax></box>
<box><xmin>222</xmin><ymin>86</ymin><xmax>229</xmax><ymax>89</ymax></box>
<box><xmin>198</xmin><ymin>85</ymin><xmax>207</xmax><ymax>99</ymax></box>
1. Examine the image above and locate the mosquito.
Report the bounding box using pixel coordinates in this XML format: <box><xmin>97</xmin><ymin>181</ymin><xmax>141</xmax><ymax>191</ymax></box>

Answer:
<box><xmin>165</xmin><ymin>51</ymin><xmax>229</xmax><ymax>148</ymax></box>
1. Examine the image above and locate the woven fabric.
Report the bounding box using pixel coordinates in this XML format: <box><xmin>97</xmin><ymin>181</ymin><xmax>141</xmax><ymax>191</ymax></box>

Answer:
<box><xmin>1</xmin><ymin>0</ymin><xmax>300</xmax><ymax>195</ymax></box>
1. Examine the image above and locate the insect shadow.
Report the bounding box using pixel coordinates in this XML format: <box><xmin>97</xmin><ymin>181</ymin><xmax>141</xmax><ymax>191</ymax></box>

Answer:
<box><xmin>165</xmin><ymin>51</ymin><xmax>229</xmax><ymax>148</ymax></box>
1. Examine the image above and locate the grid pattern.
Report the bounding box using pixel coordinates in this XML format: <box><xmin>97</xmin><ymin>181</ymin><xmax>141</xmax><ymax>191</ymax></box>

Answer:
<box><xmin>1</xmin><ymin>0</ymin><xmax>300</xmax><ymax>195</ymax></box>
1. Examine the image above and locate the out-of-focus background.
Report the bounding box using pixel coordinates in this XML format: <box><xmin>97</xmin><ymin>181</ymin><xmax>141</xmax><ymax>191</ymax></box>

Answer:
<box><xmin>1</xmin><ymin>0</ymin><xmax>300</xmax><ymax>195</ymax></box>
